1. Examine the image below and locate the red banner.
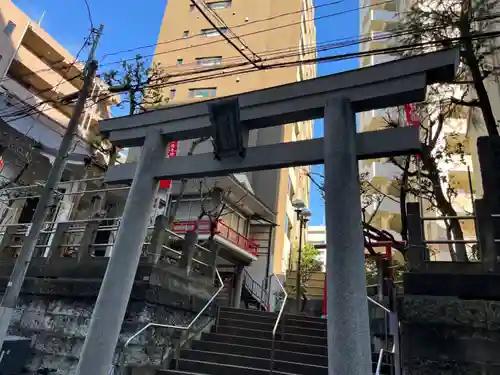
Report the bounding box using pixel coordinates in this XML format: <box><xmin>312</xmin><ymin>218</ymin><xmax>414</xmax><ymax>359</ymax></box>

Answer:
<box><xmin>404</xmin><ymin>103</ymin><xmax>420</xmax><ymax>127</ymax></box>
<box><xmin>404</xmin><ymin>103</ymin><xmax>421</xmax><ymax>158</ymax></box>
<box><xmin>159</xmin><ymin>141</ymin><xmax>178</xmax><ymax>188</ymax></box>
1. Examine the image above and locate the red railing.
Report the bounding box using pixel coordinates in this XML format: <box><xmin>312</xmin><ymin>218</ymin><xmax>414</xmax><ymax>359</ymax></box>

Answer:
<box><xmin>171</xmin><ymin>219</ymin><xmax>258</xmax><ymax>257</ymax></box>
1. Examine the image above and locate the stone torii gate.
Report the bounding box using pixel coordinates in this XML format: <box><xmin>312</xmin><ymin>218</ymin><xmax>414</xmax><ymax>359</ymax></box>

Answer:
<box><xmin>75</xmin><ymin>48</ymin><xmax>458</xmax><ymax>375</ymax></box>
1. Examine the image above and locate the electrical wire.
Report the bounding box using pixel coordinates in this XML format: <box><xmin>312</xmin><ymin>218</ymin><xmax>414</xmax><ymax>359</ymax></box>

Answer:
<box><xmin>85</xmin><ymin>29</ymin><xmax>500</xmax><ymax>110</ymax></box>
<box><xmin>190</xmin><ymin>0</ymin><xmax>261</xmax><ymax>69</ymax></box>
<box><xmin>83</xmin><ymin>0</ymin><xmax>95</xmax><ymax>31</ymax></box>
<box><xmin>99</xmin><ymin>1</ymin><xmax>393</xmax><ymax>68</ymax></box>
<box><xmin>107</xmin><ymin>29</ymin><xmax>500</xmax><ymax>94</ymax></box>
<box><xmin>100</xmin><ymin>0</ymin><xmax>346</xmax><ymax>61</ymax></box>
<box><xmin>0</xmin><ymin>33</ymin><xmax>93</xmax><ymax>119</ymax></box>
<box><xmin>6</xmin><ymin>28</ymin><xmax>500</xmax><ymax>122</ymax></box>
<box><xmin>98</xmin><ymin>0</ymin><xmax>500</xmax><ymax>69</ymax></box>
<box><xmin>196</xmin><ymin>0</ymin><xmax>262</xmax><ymax>62</ymax></box>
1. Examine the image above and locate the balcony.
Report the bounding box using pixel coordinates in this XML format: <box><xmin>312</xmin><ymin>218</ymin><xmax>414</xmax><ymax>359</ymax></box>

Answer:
<box><xmin>359</xmin><ymin>108</ymin><xmax>399</xmax><ymax>132</ymax></box>
<box><xmin>378</xmin><ymin>197</ymin><xmax>401</xmax><ymax>214</ymax></box>
<box><xmin>1</xmin><ymin>78</ymin><xmax>70</xmax><ymax>128</ymax></box>
<box><xmin>14</xmin><ymin>45</ymin><xmax>78</xmax><ymax>98</ymax></box>
<box><xmin>364</xmin><ymin>161</ymin><xmax>401</xmax><ymax>182</ymax></box>
<box><xmin>0</xmin><ymin>83</ymin><xmax>90</xmax><ymax>158</ymax></box>
<box><xmin>172</xmin><ymin>219</ymin><xmax>258</xmax><ymax>257</ymax></box>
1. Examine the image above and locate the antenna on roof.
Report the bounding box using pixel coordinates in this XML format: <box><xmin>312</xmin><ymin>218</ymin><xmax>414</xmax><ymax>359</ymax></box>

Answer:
<box><xmin>37</xmin><ymin>11</ymin><xmax>46</xmax><ymax>26</ymax></box>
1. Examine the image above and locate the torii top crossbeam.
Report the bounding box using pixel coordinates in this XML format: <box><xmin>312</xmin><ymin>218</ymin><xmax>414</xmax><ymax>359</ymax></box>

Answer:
<box><xmin>100</xmin><ymin>48</ymin><xmax>458</xmax><ymax>184</ymax></box>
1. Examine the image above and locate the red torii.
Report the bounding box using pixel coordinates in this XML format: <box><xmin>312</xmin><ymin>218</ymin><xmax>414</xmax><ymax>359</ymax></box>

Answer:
<box><xmin>317</xmin><ymin>240</ymin><xmax>406</xmax><ymax>317</ymax></box>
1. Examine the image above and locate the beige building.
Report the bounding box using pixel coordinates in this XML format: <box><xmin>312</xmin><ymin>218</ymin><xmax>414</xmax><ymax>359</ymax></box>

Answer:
<box><xmin>0</xmin><ymin>0</ymin><xmax>117</xmax><ymax>152</ymax></box>
<box><xmin>153</xmin><ymin>0</ymin><xmax>317</xmax><ymax>274</ymax></box>
<box><xmin>0</xmin><ymin>0</ymin><xmax>119</xmax><ymax>229</ymax></box>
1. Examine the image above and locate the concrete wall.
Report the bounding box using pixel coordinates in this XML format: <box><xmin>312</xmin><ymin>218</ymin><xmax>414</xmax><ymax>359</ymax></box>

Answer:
<box><xmin>399</xmin><ymin>294</ymin><xmax>500</xmax><ymax>374</ymax></box>
<box><xmin>0</xmin><ymin>259</ymin><xmax>217</xmax><ymax>374</ymax></box>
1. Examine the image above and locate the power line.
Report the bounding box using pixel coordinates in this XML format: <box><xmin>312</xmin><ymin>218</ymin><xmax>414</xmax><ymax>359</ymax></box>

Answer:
<box><xmin>190</xmin><ymin>0</ymin><xmax>262</xmax><ymax>69</ymax></box>
<box><xmin>104</xmin><ymin>22</ymin><xmax>490</xmax><ymax>92</ymax></box>
<box><xmin>100</xmin><ymin>0</ymin><xmax>345</xmax><ymax>61</ymax></box>
<box><xmin>99</xmin><ymin>1</ymin><xmax>392</xmax><ymax>68</ymax></box>
<box><xmin>0</xmin><ymin>34</ymin><xmax>92</xmax><ymax>119</ymax></box>
<box><xmin>197</xmin><ymin>0</ymin><xmax>262</xmax><ymax>62</ymax></box>
<box><xmin>99</xmin><ymin>0</ymin><xmax>500</xmax><ymax>69</ymax></box>
<box><xmin>72</xmin><ymin>30</ymin><xmax>500</xmax><ymax>116</ymax></box>
<box><xmin>7</xmin><ymin>27</ymin><xmax>500</xmax><ymax>122</ymax></box>
<box><xmin>114</xmin><ymin>30</ymin><xmax>500</xmax><ymax>96</ymax></box>
<box><xmin>83</xmin><ymin>0</ymin><xmax>95</xmax><ymax>31</ymax></box>
<box><xmin>0</xmin><ymin>31</ymin><xmax>95</xmax><ymax>119</ymax></box>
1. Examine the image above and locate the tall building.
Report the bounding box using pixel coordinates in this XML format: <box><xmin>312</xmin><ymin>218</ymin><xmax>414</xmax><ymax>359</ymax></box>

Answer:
<box><xmin>153</xmin><ymin>0</ymin><xmax>317</xmax><ymax>274</ymax></box>
<box><xmin>358</xmin><ymin>0</ymin><xmax>478</xmax><ymax>260</ymax></box>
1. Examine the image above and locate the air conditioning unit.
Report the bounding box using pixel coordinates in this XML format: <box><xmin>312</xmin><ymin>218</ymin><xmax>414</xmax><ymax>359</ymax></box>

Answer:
<box><xmin>0</xmin><ymin>335</ymin><xmax>32</xmax><ymax>375</ymax></box>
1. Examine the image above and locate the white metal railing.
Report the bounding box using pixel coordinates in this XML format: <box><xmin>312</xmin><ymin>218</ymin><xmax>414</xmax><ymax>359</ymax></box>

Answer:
<box><xmin>0</xmin><ymin>219</ymin><xmax>212</xmax><ymax>271</ymax></box>
<box><xmin>367</xmin><ymin>295</ymin><xmax>400</xmax><ymax>375</ymax></box>
<box><xmin>375</xmin><ymin>348</ymin><xmax>384</xmax><ymax>375</ymax></box>
<box><xmin>120</xmin><ymin>268</ymin><xmax>224</xmax><ymax>371</ymax></box>
<box><xmin>269</xmin><ymin>273</ymin><xmax>287</xmax><ymax>375</ymax></box>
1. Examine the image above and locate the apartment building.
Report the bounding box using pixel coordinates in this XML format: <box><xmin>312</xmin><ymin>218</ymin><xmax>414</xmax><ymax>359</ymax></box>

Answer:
<box><xmin>358</xmin><ymin>0</ymin><xmax>478</xmax><ymax>260</ymax></box>
<box><xmin>153</xmin><ymin>0</ymin><xmax>317</xmax><ymax>275</ymax></box>
<box><xmin>0</xmin><ymin>0</ymin><xmax>119</xmax><ymax>228</ymax></box>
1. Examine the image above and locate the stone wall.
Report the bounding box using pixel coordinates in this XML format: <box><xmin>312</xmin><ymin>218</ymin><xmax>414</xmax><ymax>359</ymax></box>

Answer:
<box><xmin>399</xmin><ymin>294</ymin><xmax>500</xmax><ymax>375</ymax></box>
<box><xmin>0</xmin><ymin>259</ymin><xmax>217</xmax><ymax>375</ymax></box>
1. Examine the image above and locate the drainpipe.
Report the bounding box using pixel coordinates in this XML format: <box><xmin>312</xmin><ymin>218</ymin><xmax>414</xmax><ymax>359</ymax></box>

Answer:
<box><xmin>1</xmin><ymin>21</ymin><xmax>31</xmax><ymax>83</ymax></box>
<box><xmin>264</xmin><ymin>224</ymin><xmax>276</xmax><ymax>290</ymax></box>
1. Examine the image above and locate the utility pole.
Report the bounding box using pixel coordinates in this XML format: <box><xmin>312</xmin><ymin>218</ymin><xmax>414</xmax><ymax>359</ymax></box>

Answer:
<box><xmin>295</xmin><ymin>217</ymin><xmax>303</xmax><ymax>314</ymax></box>
<box><xmin>0</xmin><ymin>25</ymin><xmax>103</xmax><ymax>351</ymax></box>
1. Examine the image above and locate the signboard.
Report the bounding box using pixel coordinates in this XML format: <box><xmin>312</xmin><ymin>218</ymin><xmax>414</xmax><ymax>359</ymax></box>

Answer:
<box><xmin>404</xmin><ymin>103</ymin><xmax>420</xmax><ymax>127</ymax></box>
<box><xmin>159</xmin><ymin>141</ymin><xmax>178</xmax><ymax>188</ymax></box>
<box><xmin>404</xmin><ymin>103</ymin><xmax>421</xmax><ymax>158</ymax></box>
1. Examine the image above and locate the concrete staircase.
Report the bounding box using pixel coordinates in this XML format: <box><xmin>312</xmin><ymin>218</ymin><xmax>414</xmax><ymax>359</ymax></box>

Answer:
<box><xmin>158</xmin><ymin>307</ymin><xmax>393</xmax><ymax>375</ymax></box>
<box><xmin>285</xmin><ymin>270</ymin><xmax>325</xmax><ymax>299</ymax></box>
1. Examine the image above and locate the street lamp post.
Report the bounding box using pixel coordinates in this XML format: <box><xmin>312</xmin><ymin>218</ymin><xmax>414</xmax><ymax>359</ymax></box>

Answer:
<box><xmin>292</xmin><ymin>199</ymin><xmax>312</xmax><ymax>314</ymax></box>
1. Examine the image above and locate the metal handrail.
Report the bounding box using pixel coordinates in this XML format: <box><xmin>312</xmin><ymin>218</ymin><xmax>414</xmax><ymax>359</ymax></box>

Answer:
<box><xmin>368</xmin><ymin>295</ymin><xmax>401</xmax><ymax>375</ymax></box>
<box><xmin>269</xmin><ymin>273</ymin><xmax>287</xmax><ymax>375</ymax></box>
<box><xmin>375</xmin><ymin>349</ymin><xmax>384</xmax><ymax>375</ymax></box>
<box><xmin>367</xmin><ymin>296</ymin><xmax>391</xmax><ymax>314</ymax></box>
<box><xmin>243</xmin><ymin>269</ymin><xmax>267</xmax><ymax>307</ymax></box>
<box><xmin>120</xmin><ymin>269</ymin><xmax>224</xmax><ymax>368</ymax></box>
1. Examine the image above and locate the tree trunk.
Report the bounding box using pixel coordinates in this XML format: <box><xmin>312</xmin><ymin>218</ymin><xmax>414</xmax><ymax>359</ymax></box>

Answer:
<box><xmin>445</xmin><ymin>220</ymin><xmax>458</xmax><ymax>261</ymax></box>
<box><xmin>462</xmin><ymin>40</ymin><xmax>499</xmax><ymax>136</ymax></box>
<box><xmin>399</xmin><ymin>157</ymin><xmax>411</xmax><ymax>242</ymax></box>
<box><xmin>422</xmin><ymin>151</ymin><xmax>468</xmax><ymax>261</ymax></box>
<box><xmin>460</xmin><ymin>0</ymin><xmax>499</xmax><ymax>136</ymax></box>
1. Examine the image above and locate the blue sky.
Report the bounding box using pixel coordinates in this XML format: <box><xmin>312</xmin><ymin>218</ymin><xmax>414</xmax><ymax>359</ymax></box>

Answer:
<box><xmin>13</xmin><ymin>0</ymin><xmax>359</xmax><ymax>226</ymax></box>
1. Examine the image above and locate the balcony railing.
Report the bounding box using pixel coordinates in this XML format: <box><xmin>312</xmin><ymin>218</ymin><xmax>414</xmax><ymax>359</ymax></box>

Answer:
<box><xmin>172</xmin><ymin>219</ymin><xmax>258</xmax><ymax>256</ymax></box>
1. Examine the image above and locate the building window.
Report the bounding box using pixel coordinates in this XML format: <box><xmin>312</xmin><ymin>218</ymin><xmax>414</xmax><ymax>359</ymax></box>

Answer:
<box><xmin>177</xmin><ymin>58</ymin><xmax>183</xmax><ymax>65</ymax></box>
<box><xmin>183</xmin><ymin>30</ymin><xmax>189</xmax><ymax>38</ymax></box>
<box><xmin>188</xmin><ymin>88</ymin><xmax>217</xmax><ymax>98</ymax></box>
<box><xmin>284</xmin><ymin>214</ymin><xmax>292</xmax><ymax>239</ymax></box>
<box><xmin>4</xmin><ymin>21</ymin><xmax>16</xmax><ymax>36</ymax></box>
<box><xmin>200</xmin><ymin>27</ymin><xmax>228</xmax><ymax>37</ymax></box>
<box><xmin>288</xmin><ymin>176</ymin><xmax>295</xmax><ymax>198</ymax></box>
<box><xmin>169</xmin><ymin>89</ymin><xmax>176</xmax><ymax>99</ymax></box>
<box><xmin>195</xmin><ymin>56</ymin><xmax>222</xmax><ymax>66</ymax></box>
<box><xmin>207</xmin><ymin>1</ymin><xmax>232</xmax><ymax>9</ymax></box>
